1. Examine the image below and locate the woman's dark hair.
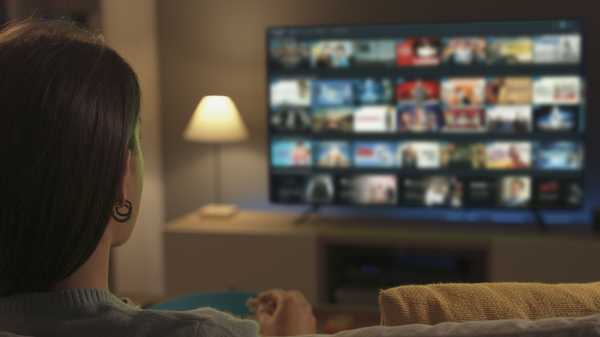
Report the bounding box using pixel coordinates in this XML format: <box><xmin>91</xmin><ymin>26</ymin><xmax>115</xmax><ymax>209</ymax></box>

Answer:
<box><xmin>0</xmin><ymin>20</ymin><xmax>141</xmax><ymax>295</ymax></box>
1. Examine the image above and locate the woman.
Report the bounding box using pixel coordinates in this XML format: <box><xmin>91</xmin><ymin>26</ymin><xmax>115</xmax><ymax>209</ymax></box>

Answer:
<box><xmin>0</xmin><ymin>20</ymin><xmax>316</xmax><ymax>337</ymax></box>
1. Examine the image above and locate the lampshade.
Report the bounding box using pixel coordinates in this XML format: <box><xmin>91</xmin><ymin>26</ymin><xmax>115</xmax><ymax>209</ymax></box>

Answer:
<box><xmin>183</xmin><ymin>95</ymin><xmax>249</xmax><ymax>143</ymax></box>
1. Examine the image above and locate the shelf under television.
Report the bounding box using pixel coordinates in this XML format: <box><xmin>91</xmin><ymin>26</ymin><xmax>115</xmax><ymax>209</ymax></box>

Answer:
<box><xmin>269</xmin><ymin>64</ymin><xmax>581</xmax><ymax>79</ymax></box>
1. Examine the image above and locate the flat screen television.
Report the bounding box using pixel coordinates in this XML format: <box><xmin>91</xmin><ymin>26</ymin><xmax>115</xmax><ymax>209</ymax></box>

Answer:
<box><xmin>267</xmin><ymin>20</ymin><xmax>586</xmax><ymax>216</ymax></box>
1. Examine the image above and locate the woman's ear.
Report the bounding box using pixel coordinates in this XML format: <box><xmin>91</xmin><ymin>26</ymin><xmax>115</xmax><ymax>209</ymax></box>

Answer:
<box><xmin>120</xmin><ymin>150</ymin><xmax>133</xmax><ymax>202</ymax></box>
<box><xmin>107</xmin><ymin>150</ymin><xmax>136</xmax><ymax>247</ymax></box>
<box><xmin>108</xmin><ymin>120</ymin><xmax>145</xmax><ymax>247</ymax></box>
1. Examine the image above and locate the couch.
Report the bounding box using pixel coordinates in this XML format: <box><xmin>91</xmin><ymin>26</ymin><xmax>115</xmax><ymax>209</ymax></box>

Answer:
<box><xmin>4</xmin><ymin>282</ymin><xmax>600</xmax><ymax>337</ymax></box>
<box><xmin>363</xmin><ymin>281</ymin><xmax>600</xmax><ymax>336</ymax></box>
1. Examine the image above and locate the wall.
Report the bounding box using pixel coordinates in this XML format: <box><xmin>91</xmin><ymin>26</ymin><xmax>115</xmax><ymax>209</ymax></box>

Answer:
<box><xmin>102</xmin><ymin>0</ymin><xmax>165</xmax><ymax>296</ymax></box>
<box><xmin>158</xmin><ymin>0</ymin><xmax>599</xmax><ymax>222</ymax></box>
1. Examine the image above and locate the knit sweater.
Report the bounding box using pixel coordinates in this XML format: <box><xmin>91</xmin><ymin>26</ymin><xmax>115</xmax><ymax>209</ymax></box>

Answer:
<box><xmin>0</xmin><ymin>288</ymin><xmax>260</xmax><ymax>337</ymax></box>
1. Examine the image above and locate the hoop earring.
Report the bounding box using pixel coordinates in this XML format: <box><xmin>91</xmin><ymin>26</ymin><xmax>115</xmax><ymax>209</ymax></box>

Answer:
<box><xmin>112</xmin><ymin>200</ymin><xmax>132</xmax><ymax>223</ymax></box>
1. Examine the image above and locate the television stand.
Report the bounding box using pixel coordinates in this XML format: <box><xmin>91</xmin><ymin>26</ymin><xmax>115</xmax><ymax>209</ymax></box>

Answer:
<box><xmin>294</xmin><ymin>204</ymin><xmax>321</xmax><ymax>226</ymax></box>
<box><xmin>164</xmin><ymin>209</ymin><xmax>600</xmax><ymax>308</ymax></box>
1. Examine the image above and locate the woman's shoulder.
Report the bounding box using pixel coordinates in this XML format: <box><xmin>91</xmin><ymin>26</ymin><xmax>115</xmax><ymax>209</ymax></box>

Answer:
<box><xmin>0</xmin><ymin>289</ymin><xmax>260</xmax><ymax>337</ymax></box>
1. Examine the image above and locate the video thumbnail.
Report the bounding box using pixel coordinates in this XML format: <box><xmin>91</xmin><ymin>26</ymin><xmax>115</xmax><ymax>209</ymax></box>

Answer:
<box><xmin>305</xmin><ymin>175</ymin><xmax>335</xmax><ymax>204</ymax></box>
<box><xmin>353</xmin><ymin>40</ymin><xmax>396</xmax><ymax>66</ymax></box>
<box><xmin>485</xmin><ymin>142</ymin><xmax>531</xmax><ymax>169</ymax></box>
<box><xmin>396</xmin><ymin>79</ymin><xmax>440</xmax><ymax>104</ymax></box>
<box><xmin>440</xmin><ymin>143</ymin><xmax>486</xmax><ymax>169</ymax></box>
<box><xmin>441</xmin><ymin>78</ymin><xmax>486</xmax><ymax>107</ymax></box>
<box><xmin>485</xmin><ymin>106</ymin><xmax>532</xmax><ymax>133</ymax></box>
<box><xmin>271</xmin><ymin>174</ymin><xmax>335</xmax><ymax>204</ymax></box>
<box><xmin>312</xmin><ymin>80</ymin><xmax>355</xmax><ymax>108</ymax></box>
<box><xmin>396</xmin><ymin>142</ymin><xmax>441</xmax><ymax>169</ymax></box>
<box><xmin>442</xmin><ymin>107</ymin><xmax>485</xmax><ymax>132</ymax></box>
<box><xmin>353</xmin><ymin>105</ymin><xmax>397</xmax><ymax>133</ymax></box>
<box><xmin>397</xmin><ymin>104</ymin><xmax>443</xmax><ymax>132</ymax></box>
<box><xmin>312</xmin><ymin>107</ymin><xmax>354</xmax><ymax>132</ymax></box>
<box><xmin>271</xmin><ymin>174</ymin><xmax>309</xmax><ymax>203</ymax></box>
<box><xmin>500</xmin><ymin>176</ymin><xmax>531</xmax><ymax>207</ymax></box>
<box><xmin>353</xmin><ymin>142</ymin><xmax>396</xmax><ymax>168</ymax></box>
<box><xmin>269</xmin><ymin>38</ymin><xmax>310</xmax><ymax>69</ymax></box>
<box><xmin>315</xmin><ymin>141</ymin><xmax>351</xmax><ymax>168</ymax></box>
<box><xmin>271</xmin><ymin>138</ymin><xmax>312</xmax><ymax>167</ymax></box>
<box><xmin>533</xmin><ymin>35</ymin><xmax>581</xmax><ymax>64</ymax></box>
<box><xmin>402</xmin><ymin>176</ymin><xmax>464</xmax><ymax>207</ymax></box>
<box><xmin>486</xmin><ymin>37</ymin><xmax>533</xmax><ymax>64</ymax></box>
<box><xmin>467</xmin><ymin>178</ymin><xmax>499</xmax><ymax>207</ymax></box>
<box><xmin>533</xmin><ymin>76</ymin><xmax>582</xmax><ymax>105</ymax></box>
<box><xmin>310</xmin><ymin>40</ymin><xmax>354</xmax><ymax>68</ymax></box>
<box><xmin>533</xmin><ymin>105</ymin><xmax>578</xmax><ymax>132</ymax></box>
<box><xmin>270</xmin><ymin>108</ymin><xmax>312</xmax><ymax>132</ymax></box>
<box><xmin>355</xmin><ymin>78</ymin><xmax>393</xmax><ymax>105</ymax></box>
<box><xmin>535</xmin><ymin>142</ymin><xmax>583</xmax><ymax>170</ymax></box>
<box><xmin>533</xmin><ymin>179</ymin><xmax>559</xmax><ymax>208</ymax></box>
<box><xmin>534</xmin><ymin>178</ymin><xmax>583</xmax><ymax>208</ymax></box>
<box><xmin>442</xmin><ymin>38</ymin><xmax>487</xmax><ymax>65</ymax></box>
<box><xmin>338</xmin><ymin>175</ymin><xmax>398</xmax><ymax>205</ymax></box>
<box><xmin>270</xmin><ymin>78</ymin><xmax>311</xmax><ymax>108</ymax></box>
<box><xmin>397</xmin><ymin>38</ymin><xmax>441</xmax><ymax>66</ymax></box>
<box><xmin>485</xmin><ymin>77</ymin><xmax>533</xmax><ymax>105</ymax></box>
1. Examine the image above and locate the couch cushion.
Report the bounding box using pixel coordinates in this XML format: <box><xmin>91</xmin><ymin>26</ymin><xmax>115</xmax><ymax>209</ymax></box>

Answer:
<box><xmin>380</xmin><ymin>282</ymin><xmax>600</xmax><ymax>326</ymax></box>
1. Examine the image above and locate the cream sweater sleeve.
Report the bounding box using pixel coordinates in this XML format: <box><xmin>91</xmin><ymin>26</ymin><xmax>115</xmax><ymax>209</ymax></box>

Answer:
<box><xmin>186</xmin><ymin>307</ymin><xmax>261</xmax><ymax>337</ymax></box>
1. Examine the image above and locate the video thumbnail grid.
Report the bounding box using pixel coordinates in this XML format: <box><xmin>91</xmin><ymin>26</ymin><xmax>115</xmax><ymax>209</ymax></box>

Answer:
<box><xmin>270</xmin><ymin>139</ymin><xmax>583</xmax><ymax>171</ymax></box>
<box><xmin>268</xmin><ymin>24</ymin><xmax>585</xmax><ymax>209</ymax></box>
<box><xmin>269</xmin><ymin>34</ymin><xmax>581</xmax><ymax>70</ymax></box>
<box><xmin>270</xmin><ymin>173</ymin><xmax>582</xmax><ymax>209</ymax></box>
<box><xmin>269</xmin><ymin>76</ymin><xmax>584</xmax><ymax>135</ymax></box>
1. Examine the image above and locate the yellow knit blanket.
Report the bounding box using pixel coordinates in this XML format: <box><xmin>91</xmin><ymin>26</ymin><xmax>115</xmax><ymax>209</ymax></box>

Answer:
<box><xmin>380</xmin><ymin>282</ymin><xmax>600</xmax><ymax>326</ymax></box>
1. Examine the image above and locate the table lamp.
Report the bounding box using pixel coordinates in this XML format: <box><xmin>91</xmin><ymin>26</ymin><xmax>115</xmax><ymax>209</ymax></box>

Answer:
<box><xmin>183</xmin><ymin>95</ymin><xmax>249</xmax><ymax>217</ymax></box>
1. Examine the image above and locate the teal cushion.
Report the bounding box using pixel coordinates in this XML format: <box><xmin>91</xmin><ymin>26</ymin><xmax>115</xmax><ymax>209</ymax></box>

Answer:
<box><xmin>148</xmin><ymin>292</ymin><xmax>256</xmax><ymax>317</ymax></box>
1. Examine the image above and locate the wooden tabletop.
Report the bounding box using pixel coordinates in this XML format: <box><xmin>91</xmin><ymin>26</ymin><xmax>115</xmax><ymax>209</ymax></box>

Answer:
<box><xmin>165</xmin><ymin>208</ymin><xmax>595</xmax><ymax>246</ymax></box>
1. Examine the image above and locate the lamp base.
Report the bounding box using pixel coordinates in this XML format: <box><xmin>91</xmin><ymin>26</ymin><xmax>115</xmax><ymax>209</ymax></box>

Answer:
<box><xmin>199</xmin><ymin>203</ymin><xmax>239</xmax><ymax>218</ymax></box>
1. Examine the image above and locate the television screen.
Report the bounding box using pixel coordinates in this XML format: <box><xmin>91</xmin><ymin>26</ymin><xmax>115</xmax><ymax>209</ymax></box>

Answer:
<box><xmin>268</xmin><ymin>20</ymin><xmax>585</xmax><ymax>210</ymax></box>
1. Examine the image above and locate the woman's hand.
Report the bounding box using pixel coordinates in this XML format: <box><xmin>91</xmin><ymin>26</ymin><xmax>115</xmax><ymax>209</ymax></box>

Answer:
<box><xmin>248</xmin><ymin>289</ymin><xmax>317</xmax><ymax>336</ymax></box>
